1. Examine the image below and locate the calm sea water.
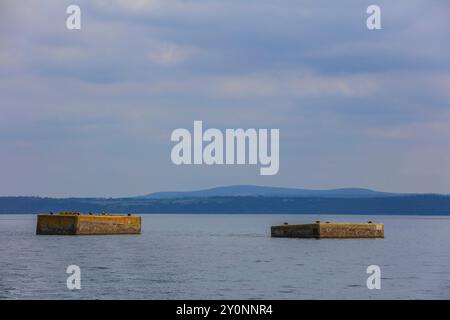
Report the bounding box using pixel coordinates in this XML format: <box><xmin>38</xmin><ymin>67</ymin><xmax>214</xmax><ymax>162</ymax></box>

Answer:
<box><xmin>0</xmin><ymin>214</ymin><xmax>449</xmax><ymax>299</ymax></box>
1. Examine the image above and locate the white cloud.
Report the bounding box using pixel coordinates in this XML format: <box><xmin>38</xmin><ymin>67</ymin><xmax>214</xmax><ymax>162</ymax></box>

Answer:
<box><xmin>214</xmin><ymin>72</ymin><xmax>380</xmax><ymax>98</ymax></box>
<box><xmin>94</xmin><ymin>0</ymin><xmax>164</xmax><ymax>12</ymax></box>
<box><xmin>92</xmin><ymin>0</ymin><xmax>211</xmax><ymax>16</ymax></box>
<box><xmin>147</xmin><ymin>43</ymin><xmax>196</xmax><ymax>66</ymax></box>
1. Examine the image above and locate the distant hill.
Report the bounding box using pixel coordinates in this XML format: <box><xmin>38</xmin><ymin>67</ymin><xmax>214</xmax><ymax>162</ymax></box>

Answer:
<box><xmin>138</xmin><ymin>185</ymin><xmax>399</xmax><ymax>199</ymax></box>
<box><xmin>1</xmin><ymin>194</ymin><xmax>450</xmax><ymax>215</ymax></box>
<box><xmin>1</xmin><ymin>185</ymin><xmax>449</xmax><ymax>215</ymax></box>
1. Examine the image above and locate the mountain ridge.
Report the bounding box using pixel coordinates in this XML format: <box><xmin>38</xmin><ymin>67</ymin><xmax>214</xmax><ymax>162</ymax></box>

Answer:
<box><xmin>138</xmin><ymin>185</ymin><xmax>402</xmax><ymax>199</ymax></box>
<box><xmin>1</xmin><ymin>194</ymin><xmax>450</xmax><ymax>215</ymax></box>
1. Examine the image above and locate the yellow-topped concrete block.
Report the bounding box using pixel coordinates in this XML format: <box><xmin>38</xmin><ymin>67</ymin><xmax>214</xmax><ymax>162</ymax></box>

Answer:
<box><xmin>36</xmin><ymin>212</ymin><xmax>141</xmax><ymax>235</ymax></box>
<box><xmin>271</xmin><ymin>221</ymin><xmax>384</xmax><ymax>239</ymax></box>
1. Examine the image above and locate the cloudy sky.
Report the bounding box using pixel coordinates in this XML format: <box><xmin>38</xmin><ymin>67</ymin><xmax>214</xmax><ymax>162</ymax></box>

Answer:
<box><xmin>1</xmin><ymin>0</ymin><xmax>450</xmax><ymax>197</ymax></box>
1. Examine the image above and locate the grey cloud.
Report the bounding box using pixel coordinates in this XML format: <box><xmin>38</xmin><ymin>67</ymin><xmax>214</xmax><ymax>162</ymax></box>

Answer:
<box><xmin>1</xmin><ymin>0</ymin><xmax>450</xmax><ymax>196</ymax></box>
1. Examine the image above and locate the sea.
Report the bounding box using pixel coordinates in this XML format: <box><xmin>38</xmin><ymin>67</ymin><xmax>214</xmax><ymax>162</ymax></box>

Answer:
<box><xmin>0</xmin><ymin>214</ymin><xmax>449</xmax><ymax>299</ymax></box>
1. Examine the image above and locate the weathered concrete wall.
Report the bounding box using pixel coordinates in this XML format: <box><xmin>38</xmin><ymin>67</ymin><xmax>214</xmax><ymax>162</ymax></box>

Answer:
<box><xmin>319</xmin><ymin>222</ymin><xmax>383</xmax><ymax>238</ymax></box>
<box><xmin>36</xmin><ymin>215</ymin><xmax>78</xmax><ymax>235</ymax></box>
<box><xmin>271</xmin><ymin>224</ymin><xmax>319</xmax><ymax>238</ymax></box>
<box><xmin>271</xmin><ymin>222</ymin><xmax>384</xmax><ymax>239</ymax></box>
<box><xmin>36</xmin><ymin>214</ymin><xmax>141</xmax><ymax>235</ymax></box>
<box><xmin>76</xmin><ymin>215</ymin><xmax>141</xmax><ymax>235</ymax></box>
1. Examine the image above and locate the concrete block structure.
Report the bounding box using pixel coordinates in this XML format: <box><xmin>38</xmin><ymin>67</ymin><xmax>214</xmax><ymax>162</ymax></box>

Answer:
<box><xmin>36</xmin><ymin>212</ymin><xmax>141</xmax><ymax>235</ymax></box>
<box><xmin>271</xmin><ymin>222</ymin><xmax>384</xmax><ymax>239</ymax></box>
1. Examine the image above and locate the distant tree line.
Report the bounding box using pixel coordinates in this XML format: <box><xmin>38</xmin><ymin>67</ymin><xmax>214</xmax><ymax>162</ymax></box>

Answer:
<box><xmin>1</xmin><ymin>195</ymin><xmax>450</xmax><ymax>215</ymax></box>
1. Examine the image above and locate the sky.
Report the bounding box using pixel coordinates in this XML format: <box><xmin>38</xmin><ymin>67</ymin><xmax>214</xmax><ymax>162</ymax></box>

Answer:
<box><xmin>1</xmin><ymin>0</ymin><xmax>450</xmax><ymax>197</ymax></box>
